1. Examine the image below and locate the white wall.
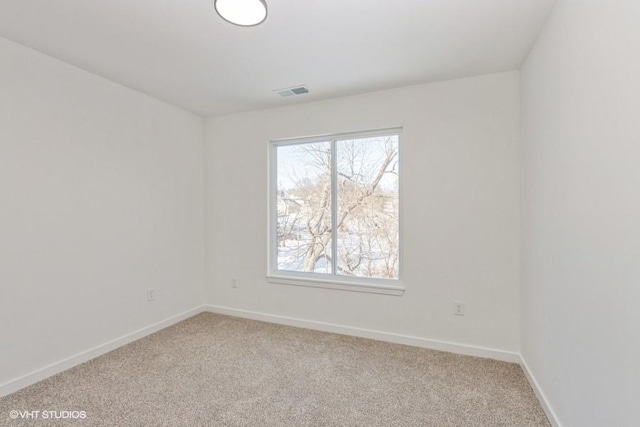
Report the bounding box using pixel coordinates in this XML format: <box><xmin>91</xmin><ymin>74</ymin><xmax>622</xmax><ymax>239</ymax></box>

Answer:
<box><xmin>205</xmin><ymin>72</ymin><xmax>521</xmax><ymax>356</ymax></box>
<box><xmin>0</xmin><ymin>37</ymin><xmax>206</xmax><ymax>390</ymax></box>
<box><xmin>521</xmin><ymin>1</ymin><xmax>640</xmax><ymax>426</ymax></box>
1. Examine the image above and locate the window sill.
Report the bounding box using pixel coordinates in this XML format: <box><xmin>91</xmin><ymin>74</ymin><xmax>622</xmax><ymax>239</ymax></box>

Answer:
<box><xmin>266</xmin><ymin>275</ymin><xmax>405</xmax><ymax>296</ymax></box>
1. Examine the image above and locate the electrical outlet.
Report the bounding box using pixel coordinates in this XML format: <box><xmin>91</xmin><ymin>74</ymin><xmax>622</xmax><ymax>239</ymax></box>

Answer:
<box><xmin>231</xmin><ymin>278</ymin><xmax>238</xmax><ymax>288</ymax></box>
<box><xmin>146</xmin><ymin>289</ymin><xmax>155</xmax><ymax>302</ymax></box>
<box><xmin>454</xmin><ymin>301</ymin><xmax>465</xmax><ymax>316</ymax></box>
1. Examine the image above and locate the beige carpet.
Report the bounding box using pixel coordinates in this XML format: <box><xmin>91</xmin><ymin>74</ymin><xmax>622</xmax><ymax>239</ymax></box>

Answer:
<box><xmin>1</xmin><ymin>313</ymin><xmax>549</xmax><ymax>426</ymax></box>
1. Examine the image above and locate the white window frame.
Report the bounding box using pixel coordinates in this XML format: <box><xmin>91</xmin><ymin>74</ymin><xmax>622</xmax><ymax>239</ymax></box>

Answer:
<box><xmin>267</xmin><ymin>128</ymin><xmax>404</xmax><ymax>296</ymax></box>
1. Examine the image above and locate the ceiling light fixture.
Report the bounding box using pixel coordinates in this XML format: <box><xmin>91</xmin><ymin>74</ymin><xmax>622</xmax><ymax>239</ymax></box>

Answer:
<box><xmin>214</xmin><ymin>0</ymin><xmax>268</xmax><ymax>27</ymax></box>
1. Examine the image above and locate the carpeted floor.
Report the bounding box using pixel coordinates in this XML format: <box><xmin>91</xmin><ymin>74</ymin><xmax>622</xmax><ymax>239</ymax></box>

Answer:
<box><xmin>1</xmin><ymin>313</ymin><xmax>549</xmax><ymax>426</ymax></box>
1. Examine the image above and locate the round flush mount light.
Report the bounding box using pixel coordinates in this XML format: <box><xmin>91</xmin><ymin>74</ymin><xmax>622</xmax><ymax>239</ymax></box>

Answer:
<box><xmin>214</xmin><ymin>0</ymin><xmax>268</xmax><ymax>27</ymax></box>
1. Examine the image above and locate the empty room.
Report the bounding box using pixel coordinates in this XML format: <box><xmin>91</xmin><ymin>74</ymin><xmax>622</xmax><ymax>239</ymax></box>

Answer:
<box><xmin>0</xmin><ymin>0</ymin><xmax>637</xmax><ymax>426</ymax></box>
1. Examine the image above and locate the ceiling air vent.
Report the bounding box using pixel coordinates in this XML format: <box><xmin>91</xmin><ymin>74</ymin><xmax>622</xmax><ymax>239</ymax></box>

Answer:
<box><xmin>274</xmin><ymin>85</ymin><xmax>310</xmax><ymax>97</ymax></box>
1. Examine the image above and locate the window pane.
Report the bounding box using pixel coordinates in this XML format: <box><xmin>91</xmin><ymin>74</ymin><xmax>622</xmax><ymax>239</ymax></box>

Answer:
<box><xmin>276</xmin><ymin>141</ymin><xmax>333</xmax><ymax>273</ymax></box>
<box><xmin>336</xmin><ymin>135</ymin><xmax>399</xmax><ymax>279</ymax></box>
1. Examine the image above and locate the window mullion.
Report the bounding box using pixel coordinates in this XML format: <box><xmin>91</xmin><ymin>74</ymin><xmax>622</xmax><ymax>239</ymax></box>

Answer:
<box><xmin>331</xmin><ymin>139</ymin><xmax>338</xmax><ymax>277</ymax></box>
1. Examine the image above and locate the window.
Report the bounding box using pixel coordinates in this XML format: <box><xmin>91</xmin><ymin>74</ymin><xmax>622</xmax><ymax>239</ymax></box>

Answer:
<box><xmin>268</xmin><ymin>129</ymin><xmax>402</xmax><ymax>295</ymax></box>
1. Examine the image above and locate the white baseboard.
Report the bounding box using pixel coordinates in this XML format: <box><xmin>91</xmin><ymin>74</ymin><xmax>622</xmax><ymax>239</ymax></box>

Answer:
<box><xmin>203</xmin><ymin>305</ymin><xmax>520</xmax><ymax>363</ymax></box>
<box><xmin>0</xmin><ymin>305</ymin><xmax>205</xmax><ymax>398</ymax></box>
<box><xmin>520</xmin><ymin>356</ymin><xmax>562</xmax><ymax>427</ymax></box>
<box><xmin>2</xmin><ymin>301</ymin><xmax>556</xmax><ymax>427</ymax></box>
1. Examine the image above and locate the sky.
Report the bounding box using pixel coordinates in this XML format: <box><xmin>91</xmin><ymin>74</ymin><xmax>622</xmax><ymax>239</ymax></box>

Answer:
<box><xmin>276</xmin><ymin>135</ymin><xmax>399</xmax><ymax>193</ymax></box>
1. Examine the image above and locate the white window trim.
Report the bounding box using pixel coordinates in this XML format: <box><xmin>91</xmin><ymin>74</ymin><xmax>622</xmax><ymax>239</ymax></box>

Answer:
<box><xmin>267</xmin><ymin>127</ymin><xmax>404</xmax><ymax>296</ymax></box>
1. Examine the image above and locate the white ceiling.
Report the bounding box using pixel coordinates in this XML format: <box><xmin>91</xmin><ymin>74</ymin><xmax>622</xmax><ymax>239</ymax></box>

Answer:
<box><xmin>0</xmin><ymin>0</ymin><xmax>556</xmax><ymax>116</ymax></box>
